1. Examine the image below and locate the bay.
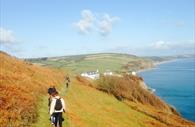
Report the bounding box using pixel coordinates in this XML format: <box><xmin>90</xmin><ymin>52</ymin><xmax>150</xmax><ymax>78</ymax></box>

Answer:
<box><xmin>139</xmin><ymin>58</ymin><xmax>195</xmax><ymax>122</ymax></box>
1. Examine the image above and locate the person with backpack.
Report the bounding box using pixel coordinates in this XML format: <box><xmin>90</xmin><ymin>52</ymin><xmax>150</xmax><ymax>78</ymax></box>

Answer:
<box><xmin>48</xmin><ymin>86</ymin><xmax>56</xmax><ymax>95</ymax></box>
<box><xmin>48</xmin><ymin>86</ymin><xmax>57</xmax><ymax>111</ymax></box>
<box><xmin>65</xmin><ymin>75</ymin><xmax>70</xmax><ymax>89</ymax></box>
<box><xmin>50</xmin><ymin>90</ymin><xmax>66</xmax><ymax>127</ymax></box>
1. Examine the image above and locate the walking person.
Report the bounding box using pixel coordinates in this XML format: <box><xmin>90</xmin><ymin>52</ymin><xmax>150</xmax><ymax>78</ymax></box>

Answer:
<box><xmin>47</xmin><ymin>86</ymin><xmax>56</xmax><ymax>110</ymax></box>
<box><xmin>50</xmin><ymin>90</ymin><xmax>66</xmax><ymax>127</ymax></box>
<box><xmin>48</xmin><ymin>86</ymin><xmax>57</xmax><ymax>111</ymax></box>
<box><xmin>65</xmin><ymin>75</ymin><xmax>70</xmax><ymax>88</ymax></box>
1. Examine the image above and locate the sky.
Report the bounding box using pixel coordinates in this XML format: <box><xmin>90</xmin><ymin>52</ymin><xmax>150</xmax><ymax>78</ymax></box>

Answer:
<box><xmin>0</xmin><ymin>0</ymin><xmax>194</xmax><ymax>58</ymax></box>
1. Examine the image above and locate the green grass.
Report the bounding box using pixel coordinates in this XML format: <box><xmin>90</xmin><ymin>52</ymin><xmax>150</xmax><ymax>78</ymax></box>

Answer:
<box><xmin>33</xmin><ymin>77</ymin><xmax>169</xmax><ymax>127</ymax></box>
<box><xmin>32</xmin><ymin>96</ymin><xmax>51</xmax><ymax>127</ymax></box>
<box><xmin>32</xmin><ymin>85</ymin><xmax>70</xmax><ymax>127</ymax></box>
<box><xmin>28</xmin><ymin>53</ymin><xmax>153</xmax><ymax>74</ymax></box>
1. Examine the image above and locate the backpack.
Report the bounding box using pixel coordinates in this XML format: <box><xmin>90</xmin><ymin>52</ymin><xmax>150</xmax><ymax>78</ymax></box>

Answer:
<box><xmin>54</xmin><ymin>98</ymin><xmax>62</xmax><ymax>110</ymax></box>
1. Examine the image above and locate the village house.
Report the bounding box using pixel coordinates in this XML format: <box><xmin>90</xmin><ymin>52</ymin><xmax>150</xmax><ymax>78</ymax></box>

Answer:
<box><xmin>127</xmin><ymin>70</ymin><xmax>137</xmax><ymax>76</ymax></box>
<box><xmin>81</xmin><ymin>69</ymin><xmax>100</xmax><ymax>80</ymax></box>
<box><xmin>103</xmin><ymin>70</ymin><xmax>113</xmax><ymax>76</ymax></box>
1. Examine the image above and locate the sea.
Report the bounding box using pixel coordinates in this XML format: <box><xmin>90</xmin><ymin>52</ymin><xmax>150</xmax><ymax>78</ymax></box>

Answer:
<box><xmin>138</xmin><ymin>58</ymin><xmax>195</xmax><ymax>122</ymax></box>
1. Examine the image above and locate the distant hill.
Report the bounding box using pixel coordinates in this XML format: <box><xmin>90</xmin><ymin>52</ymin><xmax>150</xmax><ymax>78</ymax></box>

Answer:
<box><xmin>145</xmin><ymin>54</ymin><xmax>195</xmax><ymax>62</ymax></box>
<box><xmin>27</xmin><ymin>53</ymin><xmax>154</xmax><ymax>73</ymax></box>
<box><xmin>27</xmin><ymin>53</ymin><xmax>195</xmax><ymax>74</ymax></box>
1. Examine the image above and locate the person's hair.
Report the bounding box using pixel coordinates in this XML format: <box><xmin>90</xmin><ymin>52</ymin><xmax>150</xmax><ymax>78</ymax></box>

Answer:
<box><xmin>51</xmin><ymin>90</ymin><xmax>58</xmax><ymax>97</ymax></box>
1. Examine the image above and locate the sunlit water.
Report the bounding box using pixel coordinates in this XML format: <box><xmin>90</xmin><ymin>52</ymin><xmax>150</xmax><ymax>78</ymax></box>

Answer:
<box><xmin>139</xmin><ymin>58</ymin><xmax>195</xmax><ymax>122</ymax></box>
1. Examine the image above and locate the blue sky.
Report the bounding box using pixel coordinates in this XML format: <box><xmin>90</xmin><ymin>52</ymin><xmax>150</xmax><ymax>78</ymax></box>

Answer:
<box><xmin>0</xmin><ymin>0</ymin><xmax>194</xmax><ymax>58</ymax></box>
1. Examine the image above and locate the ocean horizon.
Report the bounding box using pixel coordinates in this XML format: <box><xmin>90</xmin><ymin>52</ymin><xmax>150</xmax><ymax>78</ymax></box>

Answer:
<box><xmin>139</xmin><ymin>58</ymin><xmax>195</xmax><ymax>122</ymax></box>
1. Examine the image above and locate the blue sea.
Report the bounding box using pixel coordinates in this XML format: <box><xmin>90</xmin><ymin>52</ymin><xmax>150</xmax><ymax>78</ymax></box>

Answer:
<box><xmin>139</xmin><ymin>58</ymin><xmax>195</xmax><ymax>122</ymax></box>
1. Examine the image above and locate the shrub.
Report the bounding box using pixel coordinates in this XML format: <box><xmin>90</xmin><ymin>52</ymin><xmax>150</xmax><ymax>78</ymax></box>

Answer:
<box><xmin>96</xmin><ymin>75</ymin><xmax>176</xmax><ymax>113</ymax></box>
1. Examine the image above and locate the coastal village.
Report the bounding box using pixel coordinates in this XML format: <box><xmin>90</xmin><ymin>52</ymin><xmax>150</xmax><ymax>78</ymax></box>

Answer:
<box><xmin>80</xmin><ymin>69</ymin><xmax>155</xmax><ymax>93</ymax></box>
<box><xmin>80</xmin><ymin>69</ymin><xmax>136</xmax><ymax>80</ymax></box>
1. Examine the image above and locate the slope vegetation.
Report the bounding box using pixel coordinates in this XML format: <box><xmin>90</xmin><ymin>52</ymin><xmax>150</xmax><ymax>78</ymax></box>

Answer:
<box><xmin>96</xmin><ymin>75</ymin><xmax>175</xmax><ymax>112</ymax></box>
<box><xmin>34</xmin><ymin>78</ymin><xmax>169</xmax><ymax>127</ymax></box>
<box><xmin>1</xmin><ymin>52</ymin><xmax>194</xmax><ymax>127</ymax></box>
<box><xmin>34</xmin><ymin>76</ymin><xmax>195</xmax><ymax>127</ymax></box>
<box><xmin>72</xmin><ymin>76</ymin><xmax>195</xmax><ymax>127</ymax></box>
<box><xmin>0</xmin><ymin>51</ymin><xmax>65</xmax><ymax>127</ymax></box>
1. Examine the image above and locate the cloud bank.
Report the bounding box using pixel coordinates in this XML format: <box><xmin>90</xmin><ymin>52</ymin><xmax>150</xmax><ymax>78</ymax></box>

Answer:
<box><xmin>106</xmin><ymin>40</ymin><xmax>195</xmax><ymax>56</ymax></box>
<box><xmin>74</xmin><ymin>10</ymin><xmax>95</xmax><ymax>34</ymax></box>
<box><xmin>0</xmin><ymin>27</ymin><xmax>16</xmax><ymax>44</ymax></box>
<box><xmin>151</xmin><ymin>41</ymin><xmax>171</xmax><ymax>50</ymax></box>
<box><xmin>98</xmin><ymin>14</ymin><xmax>120</xmax><ymax>36</ymax></box>
<box><xmin>74</xmin><ymin>9</ymin><xmax>120</xmax><ymax>36</ymax></box>
<box><xmin>151</xmin><ymin>40</ymin><xmax>195</xmax><ymax>51</ymax></box>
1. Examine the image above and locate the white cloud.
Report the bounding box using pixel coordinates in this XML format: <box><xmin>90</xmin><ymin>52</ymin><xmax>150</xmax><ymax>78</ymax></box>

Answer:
<box><xmin>74</xmin><ymin>10</ymin><xmax>95</xmax><ymax>34</ymax></box>
<box><xmin>0</xmin><ymin>27</ymin><xmax>24</xmax><ymax>56</ymax></box>
<box><xmin>74</xmin><ymin>10</ymin><xmax>120</xmax><ymax>36</ymax></box>
<box><xmin>151</xmin><ymin>40</ymin><xmax>195</xmax><ymax>51</ymax></box>
<box><xmin>0</xmin><ymin>27</ymin><xmax>16</xmax><ymax>44</ymax></box>
<box><xmin>151</xmin><ymin>41</ymin><xmax>171</xmax><ymax>50</ymax></box>
<box><xmin>98</xmin><ymin>14</ymin><xmax>120</xmax><ymax>36</ymax></box>
<box><xmin>105</xmin><ymin>40</ymin><xmax>194</xmax><ymax>56</ymax></box>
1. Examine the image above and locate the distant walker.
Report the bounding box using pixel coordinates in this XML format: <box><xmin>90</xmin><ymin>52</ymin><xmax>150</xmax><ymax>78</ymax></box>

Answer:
<box><xmin>65</xmin><ymin>75</ymin><xmax>70</xmax><ymax>88</ymax></box>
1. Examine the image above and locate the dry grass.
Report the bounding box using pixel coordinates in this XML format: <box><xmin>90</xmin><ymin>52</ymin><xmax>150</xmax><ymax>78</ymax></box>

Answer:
<box><xmin>125</xmin><ymin>101</ymin><xmax>195</xmax><ymax>127</ymax></box>
<box><xmin>96</xmin><ymin>75</ymin><xmax>175</xmax><ymax>113</ymax></box>
<box><xmin>0</xmin><ymin>51</ymin><xmax>65</xmax><ymax>127</ymax></box>
<box><xmin>75</xmin><ymin>75</ymin><xmax>195</xmax><ymax>127</ymax></box>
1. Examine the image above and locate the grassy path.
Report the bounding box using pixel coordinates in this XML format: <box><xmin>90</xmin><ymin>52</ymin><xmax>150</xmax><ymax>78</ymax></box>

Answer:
<box><xmin>33</xmin><ymin>79</ymin><xmax>167</xmax><ymax>127</ymax></box>
<box><xmin>32</xmin><ymin>84</ymin><xmax>70</xmax><ymax>127</ymax></box>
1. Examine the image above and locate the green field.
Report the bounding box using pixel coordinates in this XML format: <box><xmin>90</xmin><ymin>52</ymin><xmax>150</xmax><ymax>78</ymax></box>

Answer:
<box><xmin>27</xmin><ymin>53</ymin><xmax>154</xmax><ymax>74</ymax></box>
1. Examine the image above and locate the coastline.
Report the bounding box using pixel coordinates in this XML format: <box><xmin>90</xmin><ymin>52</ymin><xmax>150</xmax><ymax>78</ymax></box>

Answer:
<box><xmin>153</xmin><ymin>59</ymin><xmax>179</xmax><ymax>66</ymax></box>
<box><xmin>137</xmin><ymin>59</ymin><xmax>178</xmax><ymax>74</ymax></box>
<box><xmin>138</xmin><ymin>58</ymin><xmax>195</xmax><ymax>122</ymax></box>
<box><xmin>137</xmin><ymin>67</ymin><xmax>156</xmax><ymax>73</ymax></box>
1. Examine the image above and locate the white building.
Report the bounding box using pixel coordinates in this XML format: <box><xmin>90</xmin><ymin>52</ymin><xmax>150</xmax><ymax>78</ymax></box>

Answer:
<box><xmin>103</xmin><ymin>70</ymin><xmax>113</xmax><ymax>76</ymax></box>
<box><xmin>131</xmin><ymin>71</ymin><xmax>136</xmax><ymax>76</ymax></box>
<box><xmin>81</xmin><ymin>69</ymin><xmax>100</xmax><ymax>80</ymax></box>
<box><xmin>127</xmin><ymin>70</ymin><xmax>137</xmax><ymax>76</ymax></box>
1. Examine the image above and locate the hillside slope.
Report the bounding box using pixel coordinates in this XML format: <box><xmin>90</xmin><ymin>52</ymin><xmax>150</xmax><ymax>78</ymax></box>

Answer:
<box><xmin>65</xmin><ymin>80</ymin><xmax>165</xmax><ymax>127</ymax></box>
<box><xmin>34</xmin><ymin>76</ymin><xmax>195</xmax><ymax>127</ymax></box>
<box><xmin>65</xmin><ymin>78</ymin><xmax>195</xmax><ymax>127</ymax></box>
<box><xmin>0</xmin><ymin>51</ymin><xmax>65</xmax><ymax>127</ymax></box>
<box><xmin>1</xmin><ymin>52</ymin><xmax>194</xmax><ymax>127</ymax></box>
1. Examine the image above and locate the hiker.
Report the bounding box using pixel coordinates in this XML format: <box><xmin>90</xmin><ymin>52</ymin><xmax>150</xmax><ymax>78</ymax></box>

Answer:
<box><xmin>65</xmin><ymin>75</ymin><xmax>70</xmax><ymax>88</ymax></box>
<box><xmin>48</xmin><ymin>86</ymin><xmax>57</xmax><ymax>109</ymax></box>
<box><xmin>50</xmin><ymin>90</ymin><xmax>66</xmax><ymax>127</ymax></box>
<box><xmin>48</xmin><ymin>86</ymin><xmax>56</xmax><ymax>95</ymax></box>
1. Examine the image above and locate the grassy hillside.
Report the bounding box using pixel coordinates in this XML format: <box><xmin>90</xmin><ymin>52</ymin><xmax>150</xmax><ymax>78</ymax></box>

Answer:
<box><xmin>0</xmin><ymin>51</ymin><xmax>65</xmax><ymax>127</ymax></box>
<box><xmin>27</xmin><ymin>53</ymin><xmax>195</xmax><ymax>74</ymax></box>
<box><xmin>95</xmin><ymin>75</ymin><xmax>174</xmax><ymax>111</ymax></box>
<box><xmin>1</xmin><ymin>51</ymin><xmax>194</xmax><ymax>127</ymax></box>
<box><xmin>27</xmin><ymin>53</ymin><xmax>154</xmax><ymax>73</ymax></box>
<box><xmin>34</xmin><ymin>76</ymin><xmax>195</xmax><ymax>127</ymax></box>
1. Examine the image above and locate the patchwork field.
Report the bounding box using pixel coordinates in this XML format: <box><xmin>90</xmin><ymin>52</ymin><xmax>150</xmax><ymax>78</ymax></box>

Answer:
<box><xmin>27</xmin><ymin>53</ymin><xmax>154</xmax><ymax>73</ymax></box>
